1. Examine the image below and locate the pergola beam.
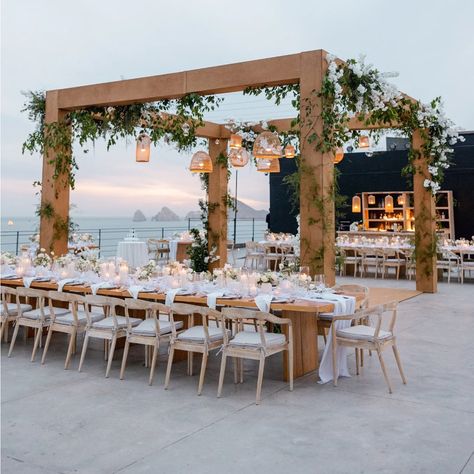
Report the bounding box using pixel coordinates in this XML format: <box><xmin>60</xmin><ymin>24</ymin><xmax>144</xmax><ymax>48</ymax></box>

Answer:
<box><xmin>56</xmin><ymin>53</ymin><xmax>304</xmax><ymax>110</ymax></box>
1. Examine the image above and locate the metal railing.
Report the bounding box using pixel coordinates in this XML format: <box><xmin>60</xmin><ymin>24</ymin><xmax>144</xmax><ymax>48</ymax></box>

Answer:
<box><xmin>0</xmin><ymin>218</ymin><xmax>267</xmax><ymax>257</ymax></box>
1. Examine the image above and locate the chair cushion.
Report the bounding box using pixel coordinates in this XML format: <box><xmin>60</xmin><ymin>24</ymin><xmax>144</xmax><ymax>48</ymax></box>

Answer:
<box><xmin>229</xmin><ymin>331</ymin><xmax>286</xmax><ymax>347</ymax></box>
<box><xmin>92</xmin><ymin>316</ymin><xmax>142</xmax><ymax>329</ymax></box>
<box><xmin>22</xmin><ymin>307</ymin><xmax>69</xmax><ymax>320</ymax></box>
<box><xmin>0</xmin><ymin>303</ymin><xmax>32</xmax><ymax>316</ymax></box>
<box><xmin>336</xmin><ymin>324</ymin><xmax>392</xmax><ymax>341</ymax></box>
<box><xmin>55</xmin><ymin>310</ymin><xmax>104</xmax><ymax>326</ymax></box>
<box><xmin>177</xmin><ymin>325</ymin><xmax>227</xmax><ymax>342</ymax></box>
<box><xmin>131</xmin><ymin>318</ymin><xmax>183</xmax><ymax>336</ymax></box>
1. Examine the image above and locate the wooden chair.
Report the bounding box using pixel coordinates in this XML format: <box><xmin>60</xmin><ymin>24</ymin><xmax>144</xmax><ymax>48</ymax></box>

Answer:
<box><xmin>436</xmin><ymin>250</ymin><xmax>460</xmax><ymax>283</ymax></box>
<box><xmin>8</xmin><ymin>287</ymin><xmax>70</xmax><ymax>362</ymax></box>
<box><xmin>461</xmin><ymin>257</ymin><xmax>474</xmax><ymax>284</ymax></box>
<box><xmin>263</xmin><ymin>244</ymin><xmax>281</xmax><ymax>271</ymax></box>
<box><xmin>119</xmin><ymin>299</ymin><xmax>183</xmax><ymax>385</ymax></box>
<box><xmin>360</xmin><ymin>248</ymin><xmax>383</xmax><ymax>278</ymax></box>
<box><xmin>217</xmin><ymin>307</ymin><xmax>293</xmax><ymax>405</ymax></box>
<box><xmin>279</xmin><ymin>243</ymin><xmax>297</xmax><ymax>265</ymax></box>
<box><xmin>78</xmin><ymin>295</ymin><xmax>142</xmax><ymax>377</ymax></box>
<box><xmin>41</xmin><ymin>291</ymin><xmax>106</xmax><ymax>369</ymax></box>
<box><xmin>382</xmin><ymin>250</ymin><xmax>406</xmax><ymax>280</ymax></box>
<box><xmin>164</xmin><ymin>303</ymin><xmax>226</xmax><ymax>395</ymax></box>
<box><xmin>1</xmin><ymin>286</ymin><xmax>32</xmax><ymax>342</ymax></box>
<box><xmin>147</xmin><ymin>239</ymin><xmax>170</xmax><ymax>263</ymax></box>
<box><xmin>341</xmin><ymin>247</ymin><xmax>363</xmax><ymax>277</ymax></box>
<box><xmin>330</xmin><ymin>301</ymin><xmax>407</xmax><ymax>393</ymax></box>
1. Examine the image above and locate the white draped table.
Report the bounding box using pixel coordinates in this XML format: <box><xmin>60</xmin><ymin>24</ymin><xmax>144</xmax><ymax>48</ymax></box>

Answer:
<box><xmin>117</xmin><ymin>239</ymin><xmax>148</xmax><ymax>268</ymax></box>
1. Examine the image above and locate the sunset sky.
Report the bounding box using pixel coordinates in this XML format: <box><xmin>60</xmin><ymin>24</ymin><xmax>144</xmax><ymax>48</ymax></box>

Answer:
<box><xmin>2</xmin><ymin>0</ymin><xmax>473</xmax><ymax>218</ymax></box>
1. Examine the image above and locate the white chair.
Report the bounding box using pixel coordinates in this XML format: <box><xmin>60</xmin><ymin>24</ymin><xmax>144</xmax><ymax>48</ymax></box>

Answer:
<box><xmin>120</xmin><ymin>299</ymin><xmax>183</xmax><ymax>385</ymax></box>
<box><xmin>1</xmin><ymin>286</ymin><xmax>32</xmax><ymax>342</ymax></box>
<box><xmin>382</xmin><ymin>250</ymin><xmax>406</xmax><ymax>280</ymax></box>
<box><xmin>341</xmin><ymin>247</ymin><xmax>362</xmax><ymax>277</ymax></box>
<box><xmin>460</xmin><ymin>256</ymin><xmax>474</xmax><ymax>284</ymax></box>
<box><xmin>360</xmin><ymin>248</ymin><xmax>383</xmax><ymax>278</ymax></box>
<box><xmin>164</xmin><ymin>303</ymin><xmax>225</xmax><ymax>395</ymax></box>
<box><xmin>217</xmin><ymin>307</ymin><xmax>293</xmax><ymax>405</ymax></box>
<box><xmin>78</xmin><ymin>295</ymin><xmax>142</xmax><ymax>377</ymax></box>
<box><xmin>41</xmin><ymin>291</ymin><xmax>106</xmax><ymax>369</ymax></box>
<box><xmin>243</xmin><ymin>241</ymin><xmax>263</xmax><ymax>269</ymax></box>
<box><xmin>330</xmin><ymin>301</ymin><xmax>407</xmax><ymax>393</ymax></box>
<box><xmin>437</xmin><ymin>250</ymin><xmax>460</xmax><ymax>283</ymax></box>
<box><xmin>227</xmin><ymin>240</ymin><xmax>237</xmax><ymax>265</ymax></box>
<box><xmin>8</xmin><ymin>287</ymin><xmax>70</xmax><ymax>362</ymax></box>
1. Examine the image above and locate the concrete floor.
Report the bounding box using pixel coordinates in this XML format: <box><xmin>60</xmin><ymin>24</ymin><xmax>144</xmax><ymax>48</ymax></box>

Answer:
<box><xmin>2</xmin><ymin>277</ymin><xmax>474</xmax><ymax>474</ymax></box>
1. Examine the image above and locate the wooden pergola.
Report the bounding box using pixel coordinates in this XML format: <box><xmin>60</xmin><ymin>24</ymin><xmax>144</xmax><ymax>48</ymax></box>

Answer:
<box><xmin>40</xmin><ymin>49</ymin><xmax>437</xmax><ymax>293</ymax></box>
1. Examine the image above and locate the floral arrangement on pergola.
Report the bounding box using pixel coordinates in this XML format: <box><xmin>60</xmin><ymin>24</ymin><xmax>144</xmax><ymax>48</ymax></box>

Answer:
<box><xmin>22</xmin><ymin>50</ymin><xmax>464</xmax><ymax>293</ymax></box>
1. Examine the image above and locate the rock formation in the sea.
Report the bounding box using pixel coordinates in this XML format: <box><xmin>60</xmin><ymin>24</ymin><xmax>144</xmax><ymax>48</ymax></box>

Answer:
<box><xmin>228</xmin><ymin>200</ymin><xmax>268</xmax><ymax>219</ymax></box>
<box><xmin>151</xmin><ymin>207</ymin><xmax>181</xmax><ymax>221</ymax></box>
<box><xmin>185</xmin><ymin>211</ymin><xmax>201</xmax><ymax>219</ymax></box>
<box><xmin>132</xmin><ymin>210</ymin><xmax>146</xmax><ymax>222</ymax></box>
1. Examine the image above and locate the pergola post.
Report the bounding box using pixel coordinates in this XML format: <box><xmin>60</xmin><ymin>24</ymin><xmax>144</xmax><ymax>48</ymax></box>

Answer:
<box><xmin>39</xmin><ymin>91</ymin><xmax>70</xmax><ymax>256</ymax></box>
<box><xmin>412</xmin><ymin>129</ymin><xmax>437</xmax><ymax>292</ymax></box>
<box><xmin>298</xmin><ymin>51</ymin><xmax>336</xmax><ymax>285</ymax></box>
<box><xmin>207</xmin><ymin>138</ymin><xmax>228</xmax><ymax>269</ymax></box>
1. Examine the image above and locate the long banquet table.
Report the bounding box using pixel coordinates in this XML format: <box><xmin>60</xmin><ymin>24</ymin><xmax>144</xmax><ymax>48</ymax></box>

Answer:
<box><xmin>0</xmin><ymin>278</ymin><xmax>356</xmax><ymax>381</ymax></box>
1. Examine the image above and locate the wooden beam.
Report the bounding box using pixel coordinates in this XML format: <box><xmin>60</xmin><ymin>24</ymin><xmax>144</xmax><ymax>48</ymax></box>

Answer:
<box><xmin>412</xmin><ymin>129</ymin><xmax>437</xmax><ymax>293</ymax></box>
<box><xmin>56</xmin><ymin>53</ymin><xmax>303</xmax><ymax>109</ymax></box>
<box><xmin>39</xmin><ymin>91</ymin><xmax>70</xmax><ymax>256</ymax></box>
<box><xmin>298</xmin><ymin>50</ymin><xmax>335</xmax><ymax>285</ymax></box>
<box><xmin>207</xmin><ymin>139</ymin><xmax>228</xmax><ymax>269</ymax></box>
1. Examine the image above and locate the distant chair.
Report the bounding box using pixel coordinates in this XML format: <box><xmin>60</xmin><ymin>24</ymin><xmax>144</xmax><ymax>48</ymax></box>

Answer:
<box><xmin>382</xmin><ymin>250</ymin><xmax>407</xmax><ymax>280</ymax></box>
<box><xmin>243</xmin><ymin>241</ymin><xmax>263</xmax><ymax>269</ymax></box>
<box><xmin>227</xmin><ymin>240</ymin><xmax>236</xmax><ymax>264</ymax></box>
<box><xmin>148</xmin><ymin>239</ymin><xmax>170</xmax><ymax>263</ymax></box>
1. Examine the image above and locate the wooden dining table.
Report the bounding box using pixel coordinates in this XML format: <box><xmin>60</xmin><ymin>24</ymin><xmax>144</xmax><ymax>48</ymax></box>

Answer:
<box><xmin>0</xmin><ymin>278</ymin><xmax>359</xmax><ymax>381</ymax></box>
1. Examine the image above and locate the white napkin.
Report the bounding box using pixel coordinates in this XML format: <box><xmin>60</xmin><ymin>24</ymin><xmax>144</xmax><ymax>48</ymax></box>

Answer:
<box><xmin>91</xmin><ymin>282</ymin><xmax>108</xmax><ymax>295</ymax></box>
<box><xmin>207</xmin><ymin>291</ymin><xmax>224</xmax><ymax>309</ymax></box>
<box><xmin>128</xmin><ymin>285</ymin><xmax>144</xmax><ymax>299</ymax></box>
<box><xmin>254</xmin><ymin>294</ymin><xmax>273</xmax><ymax>312</ymax></box>
<box><xmin>23</xmin><ymin>277</ymin><xmax>36</xmax><ymax>288</ymax></box>
<box><xmin>318</xmin><ymin>294</ymin><xmax>356</xmax><ymax>384</ymax></box>
<box><xmin>166</xmin><ymin>288</ymin><xmax>181</xmax><ymax>306</ymax></box>
<box><xmin>57</xmin><ymin>278</ymin><xmax>76</xmax><ymax>292</ymax></box>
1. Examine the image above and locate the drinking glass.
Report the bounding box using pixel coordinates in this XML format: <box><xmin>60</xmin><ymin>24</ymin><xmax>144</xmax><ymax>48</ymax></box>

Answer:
<box><xmin>314</xmin><ymin>274</ymin><xmax>326</xmax><ymax>292</ymax></box>
<box><xmin>299</xmin><ymin>266</ymin><xmax>310</xmax><ymax>276</ymax></box>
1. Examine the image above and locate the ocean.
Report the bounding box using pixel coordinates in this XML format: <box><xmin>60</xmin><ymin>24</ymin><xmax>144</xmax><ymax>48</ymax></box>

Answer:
<box><xmin>0</xmin><ymin>216</ymin><xmax>267</xmax><ymax>256</ymax></box>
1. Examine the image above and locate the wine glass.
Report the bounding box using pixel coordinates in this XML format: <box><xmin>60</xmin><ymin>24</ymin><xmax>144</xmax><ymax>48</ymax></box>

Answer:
<box><xmin>314</xmin><ymin>274</ymin><xmax>326</xmax><ymax>293</ymax></box>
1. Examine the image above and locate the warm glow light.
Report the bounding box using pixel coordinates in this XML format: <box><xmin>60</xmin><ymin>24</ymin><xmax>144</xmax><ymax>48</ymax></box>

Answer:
<box><xmin>352</xmin><ymin>195</ymin><xmax>361</xmax><ymax>213</ymax></box>
<box><xmin>229</xmin><ymin>148</ymin><xmax>250</xmax><ymax>168</ymax></box>
<box><xmin>368</xmin><ymin>195</ymin><xmax>376</xmax><ymax>205</ymax></box>
<box><xmin>334</xmin><ymin>147</ymin><xmax>344</xmax><ymax>164</ymax></box>
<box><xmin>7</xmin><ymin>219</ymin><xmax>14</xmax><ymax>226</ymax></box>
<box><xmin>358</xmin><ymin>135</ymin><xmax>370</xmax><ymax>149</ymax></box>
<box><xmin>385</xmin><ymin>195</ymin><xmax>394</xmax><ymax>212</ymax></box>
<box><xmin>229</xmin><ymin>134</ymin><xmax>243</xmax><ymax>150</ymax></box>
<box><xmin>397</xmin><ymin>194</ymin><xmax>405</xmax><ymax>205</ymax></box>
<box><xmin>253</xmin><ymin>131</ymin><xmax>282</xmax><ymax>160</ymax></box>
<box><xmin>256</xmin><ymin>158</ymin><xmax>280</xmax><ymax>173</ymax></box>
<box><xmin>284</xmin><ymin>144</ymin><xmax>296</xmax><ymax>159</ymax></box>
<box><xmin>189</xmin><ymin>151</ymin><xmax>213</xmax><ymax>173</ymax></box>
<box><xmin>136</xmin><ymin>133</ymin><xmax>151</xmax><ymax>162</ymax></box>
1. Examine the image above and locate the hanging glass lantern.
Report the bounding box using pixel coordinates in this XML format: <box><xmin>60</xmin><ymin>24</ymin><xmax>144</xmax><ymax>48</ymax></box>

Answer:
<box><xmin>352</xmin><ymin>195</ymin><xmax>361</xmax><ymax>213</ymax></box>
<box><xmin>256</xmin><ymin>158</ymin><xmax>280</xmax><ymax>173</ymax></box>
<box><xmin>136</xmin><ymin>133</ymin><xmax>151</xmax><ymax>162</ymax></box>
<box><xmin>284</xmin><ymin>144</ymin><xmax>296</xmax><ymax>159</ymax></box>
<box><xmin>397</xmin><ymin>194</ymin><xmax>405</xmax><ymax>206</ymax></box>
<box><xmin>253</xmin><ymin>131</ymin><xmax>282</xmax><ymax>160</ymax></box>
<box><xmin>358</xmin><ymin>135</ymin><xmax>370</xmax><ymax>149</ymax></box>
<box><xmin>229</xmin><ymin>134</ymin><xmax>243</xmax><ymax>150</ymax></box>
<box><xmin>368</xmin><ymin>194</ymin><xmax>376</xmax><ymax>205</ymax></box>
<box><xmin>189</xmin><ymin>151</ymin><xmax>213</xmax><ymax>173</ymax></box>
<box><xmin>334</xmin><ymin>147</ymin><xmax>344</xmax><ymax>164</ymax></box>
<box><xmin>385</xmin><ymin>195</ymin><xmax>394</xmax><ymax>213</ymax></box>
<box><xmin>229</xmin><ymin>148</ymin><xmax>250</xmax><ymax>168</ymax></box>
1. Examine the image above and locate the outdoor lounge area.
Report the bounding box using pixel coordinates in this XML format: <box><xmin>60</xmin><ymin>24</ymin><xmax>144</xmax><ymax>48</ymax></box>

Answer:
<box><xmin>2</xmin><ymin>2</ymin><xmax>473</xmax><ymax>473</ymax></box>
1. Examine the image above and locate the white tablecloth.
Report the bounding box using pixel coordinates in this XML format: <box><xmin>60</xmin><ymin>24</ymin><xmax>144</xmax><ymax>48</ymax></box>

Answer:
<box><xmin>169</xmin><ymin>240</ymin><xmax>193</xmax><ymax>261</ymax></box>
<box><xmin>117</xmin><ymin>240</ymin><xmax>148</xmax><ymax>268</ymax></box>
